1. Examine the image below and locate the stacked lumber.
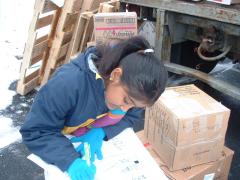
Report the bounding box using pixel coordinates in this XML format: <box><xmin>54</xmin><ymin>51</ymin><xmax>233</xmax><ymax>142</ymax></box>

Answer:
<box><xmin>17</xmin><ymin>0</ymin><xmax>120</xmax><ymax>95</ymax></box>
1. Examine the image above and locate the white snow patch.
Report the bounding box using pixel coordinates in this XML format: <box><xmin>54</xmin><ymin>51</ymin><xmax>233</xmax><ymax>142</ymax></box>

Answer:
<box><xmin>0</xmin><ymin>0</ymin><xmax>34</xmax><ymax>109</ymax></box>
<box><xmin>0</xmin><ymin>117</ymin><xmax>22</xmax><ymax>149</ymax></box>
<box><xmin>16</xmin><ymin>110</ymin><xmax>23</xmax><ymax>114</ymax></box>
<box><xmin>0</xmin><ymin>0</ymin><xmax>34</xmax><ymax>148</ymax></box>
<box><xmin>20</xmin><ymin>103</ymin><xmax>28</xmax><ymax>107</ymax></box>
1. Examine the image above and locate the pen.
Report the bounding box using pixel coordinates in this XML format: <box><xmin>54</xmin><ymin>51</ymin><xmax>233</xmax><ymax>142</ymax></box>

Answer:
<box><xmin>84</xmin><ymin>142</ymin><xmax>91</xmax><ymax>166</ymax></box>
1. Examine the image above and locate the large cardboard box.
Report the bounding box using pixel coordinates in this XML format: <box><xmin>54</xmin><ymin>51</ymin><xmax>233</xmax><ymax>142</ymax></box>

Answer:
<box><xmin>207</xmin><ymin>0</ymin><xmax>240</xmax><ymax>5</ymax></box>
<box><xmin>94</xmin><ymin>12</ymin><xmax>137</xmax><ymax>43</ymax></box>
<box><xmin>136</xmin><ymin>131</ymin><xmax>234</xmax><ymax>180</ymax></box>
<box><xmin>144</xmin><ymin>84</ymin><xmax>230</xmax><ymax>170</ymax></box>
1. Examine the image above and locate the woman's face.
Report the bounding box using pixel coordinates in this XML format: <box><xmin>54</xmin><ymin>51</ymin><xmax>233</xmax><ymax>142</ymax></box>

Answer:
<box><xmin>104</xmin><ymin>68</ymin><xmax>147</xmax><ymax>111</ymax></box>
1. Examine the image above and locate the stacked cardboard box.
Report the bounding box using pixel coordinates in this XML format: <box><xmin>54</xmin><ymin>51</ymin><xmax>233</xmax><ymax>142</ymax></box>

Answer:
<box><xmin>144</xmin><ymin>84</ymin><xmax>230</xmax><ymax>171</ymax></box>
<box><xmin>136</xmin><ymin>131</ymin><xmax>234</xmax><ymax>180</ymax></box>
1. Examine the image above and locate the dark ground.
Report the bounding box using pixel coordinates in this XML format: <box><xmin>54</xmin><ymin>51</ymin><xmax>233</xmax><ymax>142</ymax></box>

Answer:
<box><xmin>0</xmin><ymin>63</ymin><xmax>239</xmax><ymax>180</ymax></box>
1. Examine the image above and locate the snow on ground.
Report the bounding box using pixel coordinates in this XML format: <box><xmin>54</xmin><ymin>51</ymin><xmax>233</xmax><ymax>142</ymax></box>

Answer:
<box><xmin>0</xmin><ymin>117</ymin><xmax>21</xmax><ymax>149</ymax></box>
<box><xmin>0</xmin><ymin>0</ymin><xmax>35</xmax><ymax>149</ymax></box>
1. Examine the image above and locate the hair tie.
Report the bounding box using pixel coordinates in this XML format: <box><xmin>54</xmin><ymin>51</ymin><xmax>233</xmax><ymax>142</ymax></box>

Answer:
<box><xmin>144</xmin><ymin>49</ymin><xmax>154</xmax><ymax>53</ymax></box>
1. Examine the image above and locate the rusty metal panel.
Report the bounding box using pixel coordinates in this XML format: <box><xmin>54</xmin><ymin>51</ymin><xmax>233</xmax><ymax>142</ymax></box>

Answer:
<box><xmin>175</xmin><ymin>13</ymin><xmax>240</xmax><ymax>36</ymax></box>
<box><xmin>120</xmin><ymin>0</ymin><xmax>240</xmax><ymax>25</ymax></box>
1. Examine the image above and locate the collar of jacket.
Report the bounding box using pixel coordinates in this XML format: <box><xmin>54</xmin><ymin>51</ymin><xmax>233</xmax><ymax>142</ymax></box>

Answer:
<box><xmin>71</xmin><ymin>46</ymin><xmax>102</xmax><ymax>80</ymax></box>
<box><xmin>88</xmin><ymin>53</ymin><xmax>102</xmax><ymax>80</ymax></box>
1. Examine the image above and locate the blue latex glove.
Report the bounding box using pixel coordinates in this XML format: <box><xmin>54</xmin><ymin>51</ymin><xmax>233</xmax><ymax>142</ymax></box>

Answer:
<box><xmin>67</xmin><ymin>158</ymin><xmax>96</xmax><ymax>180</ymax></box>
<box><xmin>71</xmin><ymin>128</ymin><xmax>105</xmax><ymax>162</ymax></box>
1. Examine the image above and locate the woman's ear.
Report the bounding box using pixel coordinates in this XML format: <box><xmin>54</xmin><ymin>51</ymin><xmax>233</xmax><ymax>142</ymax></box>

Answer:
<box><xmin>110</xmin><ymin>67</ymin><xmax>122</xmax><ymax>83</ymax></box>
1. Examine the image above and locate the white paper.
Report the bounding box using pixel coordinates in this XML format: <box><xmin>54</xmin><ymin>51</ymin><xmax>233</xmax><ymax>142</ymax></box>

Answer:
<box><xmin>28</xmin><ymin>128</ymin><xmax>167</xmax><ymax>180</ymax></box>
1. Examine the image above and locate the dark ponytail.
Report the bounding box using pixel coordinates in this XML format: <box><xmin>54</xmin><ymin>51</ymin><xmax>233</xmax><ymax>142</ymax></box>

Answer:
<box><xmin>95</xmin><ymin>36</ymin><xmax>168</xmax><ymax>105</ymax></box>
<box><xmin>95</xmin><ymin>36</ymin><xmax>150</xmax><ymax>80</ymax></box>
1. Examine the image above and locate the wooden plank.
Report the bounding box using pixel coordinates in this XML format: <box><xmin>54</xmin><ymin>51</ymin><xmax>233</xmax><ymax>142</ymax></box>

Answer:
<box><xmin>30</xmin><ymin>53</ymin><xmax>43</xmax><ymax>66</ymax></box>
<box><xmin>35</xmin><ymin>14</ymin><xmax>54</xmax><ymax>29</ymax></box>
<box><xmin>58</xmin><ymin>43</ymin><xmax>70</xmax><ymax>59</ymax></box>
<box><xmin>72</xmin><ymin>0</ymin><xmax>83</xmax><ymax>12</ymax></box>
<box><xmin>21</xmin><ymin>76</ymin><xmax>40</xmax><ymax>95</ymax></box>
<box><xmin>56</xmin><ymin>55</ymin><xmax>67</xmax><ymax>65</ymax></box>
<box><xmin>101</xmin><ymin>4</ymin><xmax>115</xmax><ymax>12</ymax></box>
<box><xmin>62</xmin><ymin>12</ymin><xmax>79</xmax><ymax>32</ymax></box>
<box><xmin>155</xmin><ymin>9</ymin><xmax>171</xmax><ymax>62</ymax></box>
<box><xmin>100</xmin><ymin>0</ymin><xmax>119</xmax><ymax>12</ymax></box>
<box><xmin>22</xmin><ymin>33</ymin><xmax>38</xmax><ymax>69</ymax></box>
<box><xmin>79</xmin><ymin>13</ymin><xmax>94</xmax><ymax>52</ymax></box>
<box><xmin>81</xmin><ymin>0</ymin><xmax>103</xmax><ymax>12</ymax></box>
<box><xmin>24</xmin><ymin>69</ymin><xmax>40</xmax><ymax>83</ymax></box>
<box><xmin>35</xmin><ymin>34</ymin><xmax>49</xmax><ymax>45</ymax></box>
<box><xmin>17</xmin><ymin>69</ymin><xmax>40</xmax><ymax>95</ymax></box>
<box><xmin>42</xmin><ymin>0</ymin><xmax>59</xmax><ymax>13</ymax></box>
<box><xmin>31</xmin><ymin>39</ymin><xmax>48</xmax><ymax>59</ymax></box>
<box><xmin>62</xmin><ymin>31</ymin><xmax>73</xmax><ymax>45</ymax></box>
<box><xmin>99</xmin><ymin>1</ymin><xmax>120</xmax><ymax>12</ymax></box>
<box><xmin>98</xmin><ymin>3</ymin><xmax>104</xmax><ymax>13</ymax></box>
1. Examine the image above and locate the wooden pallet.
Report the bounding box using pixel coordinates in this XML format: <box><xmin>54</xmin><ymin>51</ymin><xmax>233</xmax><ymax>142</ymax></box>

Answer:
<box><xmin>17</xmin><ymin>0</ymin><xmax>61</xmax><ymax>95</ymax></box>
<box><xmin>64</xmin><ymin>0</ymin><xmax>108</xmax><ymax>63</ymax></box>
<box><xmin>17</xmin><ymin>0</ymin><xmax>121</xmax><ymax>93</ymax></box>
<box><xmin>40</xmin><ymin>0</ymin><xmax>83</xmax><ymax>86</ymax></box>
<box><xmin>65</xmin><ymin>0</ymin><xmax>121</xmax><ymax>61</ymax></box>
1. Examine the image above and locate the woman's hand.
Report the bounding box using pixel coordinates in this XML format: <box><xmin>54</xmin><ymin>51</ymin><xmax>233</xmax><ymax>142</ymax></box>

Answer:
<box><xmin>71</xmin><ymin>128</ymin><xmax>105</xmax><ymax>162</ymax></box>
<box><xmin>67</xmin><ymin>158</ymin><xmax>96</xmax><ymax>180</ymax></box>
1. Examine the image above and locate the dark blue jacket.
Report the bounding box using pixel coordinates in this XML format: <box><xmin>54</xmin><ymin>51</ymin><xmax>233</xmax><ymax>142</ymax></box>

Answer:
<box><xmin>20</xmin><ymin>47</ymin><xmax>144</xmax><ymax>171</ymax></box>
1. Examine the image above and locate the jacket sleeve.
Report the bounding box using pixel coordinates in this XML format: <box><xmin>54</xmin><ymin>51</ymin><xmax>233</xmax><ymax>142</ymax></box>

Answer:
<box><xmin>103</xmin><ymin>108</ymin><xmax>145</xmax><ymax>140</ymax></box>
<box><xmin>20</xmin><ymin>69</ymin><xmax>82</xmax><ymax>172</ymax></box>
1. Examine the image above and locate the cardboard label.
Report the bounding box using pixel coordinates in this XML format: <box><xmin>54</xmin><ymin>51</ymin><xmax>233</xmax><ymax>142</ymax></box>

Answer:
<box><xmin>94</xmin><ymin>12</ymin><xmax>137</xmax><ymax>43</ymax></box>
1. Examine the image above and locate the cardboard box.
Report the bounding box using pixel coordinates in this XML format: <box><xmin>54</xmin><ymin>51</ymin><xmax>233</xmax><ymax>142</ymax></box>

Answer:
<box><xmin>136</xmin><ymin>131</ymin><xmax>234</xmax><ymax>180</ymax></box>
<box><xmin>94</xmin><ymin>12</ymin><xmax>137</xmax><ymax>43</ymax></box>
<box><xmin>144</xmin><ymin>84</ymin><xmax>230</xmax><ymax>170</ymax></box>
<box><xmin>207</xmin><ymin>0</ymin><xmax>240</xmax><ymax>5</ymax></box>
<box><xmin>162</xmin><ymin>146</ymin><xmax>234</xmax><ymax>180</ymax></box>
<box><xmin>145</xmin><ymin>84</ymin><xmax>230</xmax><ymax>146</ymax></box>
<box><xmin>153</xmin><ymin>135</ymin><xmax>224</xmax><ymax>171</ymax></box>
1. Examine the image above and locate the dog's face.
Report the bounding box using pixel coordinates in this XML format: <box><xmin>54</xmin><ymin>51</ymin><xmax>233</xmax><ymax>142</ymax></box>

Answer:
<box><xmin>196</xmin><ymin>26</ymin><xmax>224</xmax><ymax>52</ymax></box>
